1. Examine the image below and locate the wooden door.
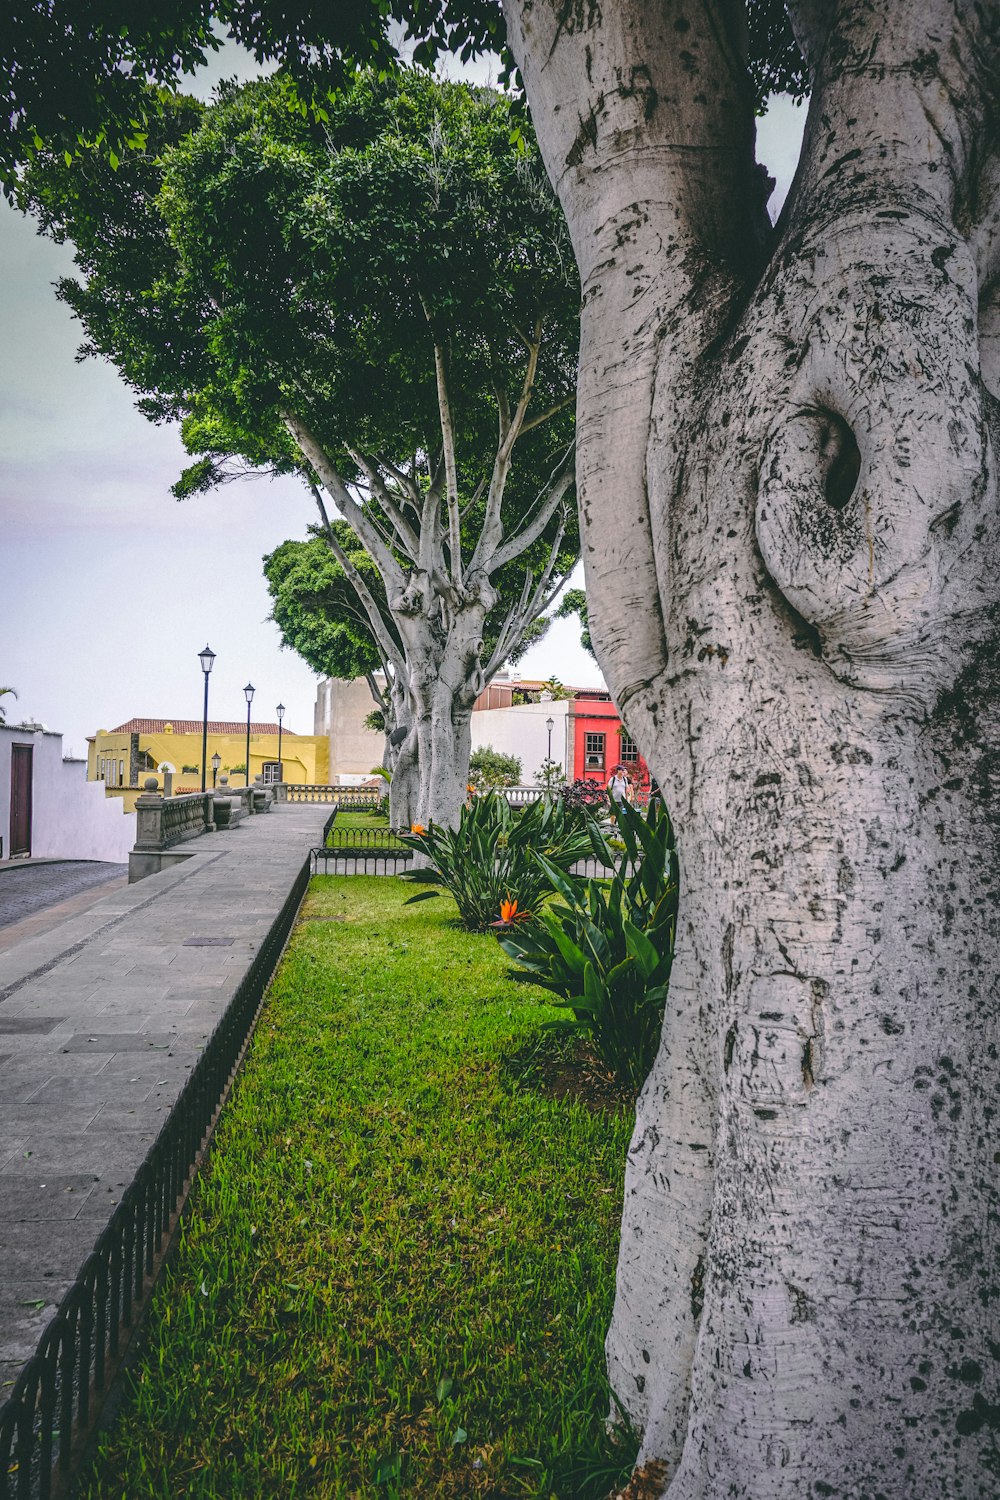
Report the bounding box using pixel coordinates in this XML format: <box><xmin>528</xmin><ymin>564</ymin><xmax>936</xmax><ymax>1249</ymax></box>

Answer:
<box><xmin>9</xmin><ymin>743</ymin><xmax>33</xmax><ymax>857</ymax></box>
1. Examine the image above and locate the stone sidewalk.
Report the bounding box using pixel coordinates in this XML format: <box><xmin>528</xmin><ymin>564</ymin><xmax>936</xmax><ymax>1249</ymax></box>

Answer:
<box><xmin>0</xmin><ymin>802</ymin><xmax>330</xmax><ymax>1396</ymax></box>
<box><xmin>0</xmin><ymin>861</ymin><xmax>129</xmax><ymax>951</ymax></box>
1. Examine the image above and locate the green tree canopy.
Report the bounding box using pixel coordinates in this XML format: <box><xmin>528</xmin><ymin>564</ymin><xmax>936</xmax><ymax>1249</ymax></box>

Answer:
<box><xmin>264</xmin><ymin>529</ymin><xmax>389</xmax><ymax>687</ymax></box>
<box><xmin>24</xmin><ymin>68</ymin><xmax>580</xmax><ymax>823</ymax></box>
<box><xmin>2</xmin><ymin>2</ymin><xmax>804</xmax><ymax>185</ymax></box>
<box><xmin>555</xmin><ymin>587</ymin><xmax>593</xmax><ymax>661</ymax></box>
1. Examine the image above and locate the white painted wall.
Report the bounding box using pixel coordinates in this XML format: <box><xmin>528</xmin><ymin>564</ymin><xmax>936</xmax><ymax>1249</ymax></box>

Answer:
<box><xmin>314</xmin><ymin>677</ymin><xmax>384</xmax><ymax>780</ymax></box>
<box><xmin>470</xmin><ymin>700</ymin><xmax>570</xmax><ymax>786</ymax></box>
<box><xmin>0</xmin><ymin>725</ymin><xmax>135</xmax><ymax>863</ymax></box>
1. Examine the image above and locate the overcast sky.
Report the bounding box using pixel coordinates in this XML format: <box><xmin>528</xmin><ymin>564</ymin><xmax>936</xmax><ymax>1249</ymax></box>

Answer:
<box><xmin>0</xmin><ymin>44</ymin><xmax>805</xmax><ymax>760</ymax></box>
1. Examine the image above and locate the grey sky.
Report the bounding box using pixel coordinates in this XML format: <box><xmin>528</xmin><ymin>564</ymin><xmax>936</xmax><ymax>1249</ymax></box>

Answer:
<box><xmin>0</xmin><ymin>45</ymin><xmax>805</xmax><ymax>758</ymax></box>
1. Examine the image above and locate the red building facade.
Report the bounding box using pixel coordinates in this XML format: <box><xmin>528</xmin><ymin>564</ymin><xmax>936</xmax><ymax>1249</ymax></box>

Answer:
<box><xmin>569</xmin><ymin>692</ymin><xmax>649</xmax><ymax>792</ymax></box>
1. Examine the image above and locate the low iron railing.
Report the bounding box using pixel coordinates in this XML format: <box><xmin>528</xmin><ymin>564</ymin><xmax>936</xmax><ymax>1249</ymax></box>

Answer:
<box><xmin>0</xmin><ymin>849</ymin><xmax>318</xmax><ymax>1500</ymax></box>
<box><xmin>325</xmin><ymin>827</ymin><xmax>408</xmax><ymax>852</ymax></box>
<box><xmin>311</xmin><ymin>848</ymin><xmax>413</xmax><ymax>875</ymax></box>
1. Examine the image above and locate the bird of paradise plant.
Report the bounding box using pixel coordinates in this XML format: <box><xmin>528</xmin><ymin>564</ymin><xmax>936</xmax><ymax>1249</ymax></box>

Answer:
<box><xmin>496</xmin><ymin>895</ymin><xmax>532</xmax><ymax>926</ymax></box>
<box><xmin>399</xmin><ymin>793</ymin><xmax>596</xmax><ymax>931</ymax></box>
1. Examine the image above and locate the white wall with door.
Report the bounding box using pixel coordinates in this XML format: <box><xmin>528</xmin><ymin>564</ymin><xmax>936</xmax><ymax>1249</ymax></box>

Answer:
<box><xmin>1</xmin><ymin>724</ymin><xmax>136</xmax><ymax>863</ymax></box>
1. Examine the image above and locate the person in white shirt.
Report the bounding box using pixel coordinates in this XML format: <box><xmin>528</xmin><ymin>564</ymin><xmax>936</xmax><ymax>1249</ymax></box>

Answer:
<box><xmin>607</xmin><ymin>765</ymin><xmax>631</xmax><ymax>804</ymax></box>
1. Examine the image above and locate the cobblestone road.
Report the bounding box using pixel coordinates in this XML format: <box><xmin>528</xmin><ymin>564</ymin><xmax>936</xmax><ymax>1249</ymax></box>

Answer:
<box><xmin>0</xmin><ymin>863</ymin><xmax>129</xmax><ymax>930</ymax></box>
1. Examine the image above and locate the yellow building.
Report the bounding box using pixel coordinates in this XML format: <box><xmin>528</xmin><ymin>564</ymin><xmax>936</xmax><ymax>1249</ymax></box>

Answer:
<box><xmin>87</xmin><ymin>717</ymin><xmax>329</xmax><ymax>804</ymax></box>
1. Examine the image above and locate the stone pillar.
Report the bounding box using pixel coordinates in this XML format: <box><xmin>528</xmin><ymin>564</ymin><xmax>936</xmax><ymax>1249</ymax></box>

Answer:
<box><xmin>133</xmin><ymin>778</ymin><xmax>165</xmax><ymax>850</ymax></box>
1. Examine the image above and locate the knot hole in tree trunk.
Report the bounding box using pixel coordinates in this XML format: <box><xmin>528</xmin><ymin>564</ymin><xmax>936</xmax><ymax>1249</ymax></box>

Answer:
<box><xmin>756</xmin><ymin>406</ymin><xmax>868</xmax><ymax>639</ymax></box>
<box><xmin>819</xmin><ymin>411</ymin><xmax>861</xmax><ymax>511</ymax></box>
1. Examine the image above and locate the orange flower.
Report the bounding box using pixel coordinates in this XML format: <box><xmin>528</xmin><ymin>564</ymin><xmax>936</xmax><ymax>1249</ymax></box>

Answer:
<box><xmin>499</xmin><ymin>896</ymin><xmax>530</xmax><ymax>924</ymax></box>
<box><xmin>410</xmin><ymin>822</ymin><xmax>426</xmax><ymax>835</ymax></box>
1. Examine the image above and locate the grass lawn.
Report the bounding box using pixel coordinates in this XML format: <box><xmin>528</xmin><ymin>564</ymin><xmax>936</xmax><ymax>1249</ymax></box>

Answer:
<box><xmin>79</xmin><ymin>877</ymin><xmax>636</xmax><ymax>1499</ymax></box>
<box><xmin>332</xmin><ymin>809</ymin><xmax>389</xmax><ymax>828</ymax></box>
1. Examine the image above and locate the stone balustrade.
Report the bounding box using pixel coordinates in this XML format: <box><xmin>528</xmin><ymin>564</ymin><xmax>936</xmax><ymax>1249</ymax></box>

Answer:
<box><xmin>130</xmin><ymin>777</ymin><xmax>264</xmax><ymax>882</ymax></box>
<box><xmin>134</xmin><ymin>785</ymin><xmax>214</xmax><ymax>852</ymax></box>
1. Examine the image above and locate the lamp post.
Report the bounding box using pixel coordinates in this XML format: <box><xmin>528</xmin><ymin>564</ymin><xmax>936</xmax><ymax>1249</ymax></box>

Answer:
<box><xmin>243</xmin><ymin>682</ymin><xmax>255</xmax><ymax>787</ymax></box>
<box><xmin>211</xmin><ymin>752</ymin><xmax>221</xmax><ymax>789</ymax></box>
<box><xmin>198</xmin><ymin>645</ymin><xmax>216</xmax><ymax>792</ymax></box>
<box><xmin>276</xmin><ymin>702</ymin><xmax>285</xmax><ymax>784</ymax></box>
<box><xmin>546</xmin><ymin>715</ymin><xmax>554</xmax><ymax>764</ymax></box>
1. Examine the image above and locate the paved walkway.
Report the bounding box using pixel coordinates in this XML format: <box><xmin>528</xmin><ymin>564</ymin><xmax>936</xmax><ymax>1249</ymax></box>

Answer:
<box><xmin>0</xmin><ymin>860</ymin><xmax>129</xmax><ymax>941</ymax></box>
<box><xmin>0</xmin><ymin>803</ymin><xmax>330</xmax><ymax>1394</ymax></box>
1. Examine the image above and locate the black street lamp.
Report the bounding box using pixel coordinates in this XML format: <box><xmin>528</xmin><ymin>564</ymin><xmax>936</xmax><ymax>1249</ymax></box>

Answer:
<box><xmin>198</xmin><ymin>645</ymin><xmax>216</xmax><ymax>792</ymax></box>
<box><xmin>243</xmin><ymin>682</ymin><xmax>255</xmax><ymax>787</ymax></box>
<box><xmin>211</xmin><ymin>752</ymin><xmax>221</xmax><ymax>789</ymax></box>
<box><xmin>546</xmin><ymin>715</ymin><xmax>554</xmax><ymax>764</ymax></box>
<box><xmin>276</xmin><ymin>702</ymin><xmax>285</xmax><ymax>783</ymax></box>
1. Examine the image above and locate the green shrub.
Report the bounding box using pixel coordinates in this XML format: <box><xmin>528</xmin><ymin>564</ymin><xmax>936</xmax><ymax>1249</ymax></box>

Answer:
<box><xmin>469</xmin><ymin>745</ymin><xmax>522</xmax><ymax>788</ymax></box>
<box><xmin>400</xmin><ymin>792</ymin><xmax>593</xmax><ymax>931</ymax></box>
<box><xmin>500</xmin><ymin>799</ymin><xmax>678</xmax><ymax>1094</ymax></box>
<box><xmin>535</xmin><ymin>756</ymin><xmax>565</xmax><ymax>793</ymax></box>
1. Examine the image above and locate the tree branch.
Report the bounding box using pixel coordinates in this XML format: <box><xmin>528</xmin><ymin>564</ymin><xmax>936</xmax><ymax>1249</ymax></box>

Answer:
<box><xmin>517</xmin><ymin>393</ymin><xmax>574</xmax><ymax>438</ymax></box>
<box><xmin>346</xmin><ymin>446</ymin><xmax>420</xmax><ymax>564</ymax></box>
<box><xmin>487</xmin><ymin>443</ymin><xmax>575</xmax><ymax>573</ymax></box>
<box><xmin>470</xmin><ymin>324</ymin><xmax>544</xmax><ymax>571</ymax></box>
<box><xmin>306</xmin><ymin>480</ymin><xmax>407</xmax><ymax>678</ymax></box>
<box><xmin>484</xmin><ymin>501</ymin><xmax>569</xmax><ymax>678</ymax></box>
<box><xmin>282</xmin><ymin>408</ymin><xmax>404</xmax><ymax>590</ymax></box>
<box><xmin>422</xmin><ymin>303</ymin><xmax>463</xmax><ymax>588</ymax></box>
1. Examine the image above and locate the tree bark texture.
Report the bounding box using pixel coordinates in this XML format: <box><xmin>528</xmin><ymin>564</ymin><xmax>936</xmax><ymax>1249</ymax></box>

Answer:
<box><xmin>391</xmin><ymin>568</ymin><xmax>497</xmax><ymax>828</ymax></box>
<box><xmin>505</xmin><ymin>1</ymin><xmax>1000</xmax><ymax>1495</ymax></box>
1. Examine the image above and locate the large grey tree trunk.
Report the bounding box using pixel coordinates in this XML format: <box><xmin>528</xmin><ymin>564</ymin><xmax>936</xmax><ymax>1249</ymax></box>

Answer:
<box><xmin>395</xmin><ymin>576</ymin><xmax>493</xmax><ymax>828</ymax></box>
<box><xmin>505</xmin><ymin>0</ymin><xmax>1000</xmax><ymax>1494</ymax></box>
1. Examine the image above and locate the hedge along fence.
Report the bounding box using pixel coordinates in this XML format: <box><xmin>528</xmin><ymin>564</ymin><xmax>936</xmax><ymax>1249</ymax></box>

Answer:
<box><xmin>0</xmin><ymin>809</ymin><xmax>333</xmax><ymax>1500</ymax></box>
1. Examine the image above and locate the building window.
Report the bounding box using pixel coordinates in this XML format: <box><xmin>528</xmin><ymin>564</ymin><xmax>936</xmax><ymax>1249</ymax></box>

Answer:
<box><xmin>262</xmin><ymin>762</ymin><xmax>282</xmax><ymax>785</ymax></box>
<box><xmin>585</xmin><ymin>732</ymin><xmax>606</xmax><ymax>770</ymax></box>
<box><xmin>619</xmin><ymin>733</ymin><xmax>639</xmax><ymax>765</ymax></box>
<box><xmin>119</xmin><ymin>760</ymin><xmax>125</xmax><ymax>786</ymax></box>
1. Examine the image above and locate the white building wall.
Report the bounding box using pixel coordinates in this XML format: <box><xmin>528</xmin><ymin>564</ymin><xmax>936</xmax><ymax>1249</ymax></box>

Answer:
<box><xmin>1</xmin><ymin>725</ymin><xmax>136</xmax><ymax>863</ymax></box>
<box><xmin>470</xmin><ymin>700</ymin><xmax>570</xmax><ymax>786</ymax></box>
<box><xmin>314</xmin><ymin>677</ymin><xmax>385</xmax><ymax>781</ymax></box>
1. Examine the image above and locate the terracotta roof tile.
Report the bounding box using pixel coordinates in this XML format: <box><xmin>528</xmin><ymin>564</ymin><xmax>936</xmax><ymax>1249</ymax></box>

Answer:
<box><xmin>109</xmin><ymin>718</ymin><xmax>297</xmax><ymax>736</ymax></box>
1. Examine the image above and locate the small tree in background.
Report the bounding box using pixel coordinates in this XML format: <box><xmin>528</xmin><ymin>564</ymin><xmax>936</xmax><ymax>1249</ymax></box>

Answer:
<box><xmin>468</xmin><ymin>746</ymin><xmax>521</xmax><ymax>789</ymax></box>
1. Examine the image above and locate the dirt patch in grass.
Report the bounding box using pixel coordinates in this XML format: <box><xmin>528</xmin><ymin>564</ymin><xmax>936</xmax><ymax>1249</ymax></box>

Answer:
<box><xmin>503</xmin><ymin>1031</ymin><xmax>635</xmax><ymax>1115</ymax></box>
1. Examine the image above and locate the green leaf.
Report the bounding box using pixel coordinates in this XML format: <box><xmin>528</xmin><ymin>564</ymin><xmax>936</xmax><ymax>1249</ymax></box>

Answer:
<box><xmin>622</xmin><ymin>918</ymin><xmax>660</xmax><ymax>978</ymax></box>
<box><xmin>435</xmin><ymin>1376</ymin><xmax>453</xmax><ymax>1403</ymax></box>
<box><xmin>373</xmin><ymin>1451</ymin><xmax>402</xmax><ymax>1482</ymax></box>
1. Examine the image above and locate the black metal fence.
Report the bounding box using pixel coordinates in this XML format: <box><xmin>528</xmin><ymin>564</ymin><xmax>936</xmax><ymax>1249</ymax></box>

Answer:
<box><xmin>311</xmin><ymin>848</ymin><xmax>413</xmax><ymax>875</ymax></box>
<box><xmin>0</xmin><ymin>841</ymin><xmax>322</xmax><ymax>1500</ymax></box>
<box><xmin>325</xmin><ymin>827</ymin><xmax>408</xmax><ymax>852</ymax></box>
